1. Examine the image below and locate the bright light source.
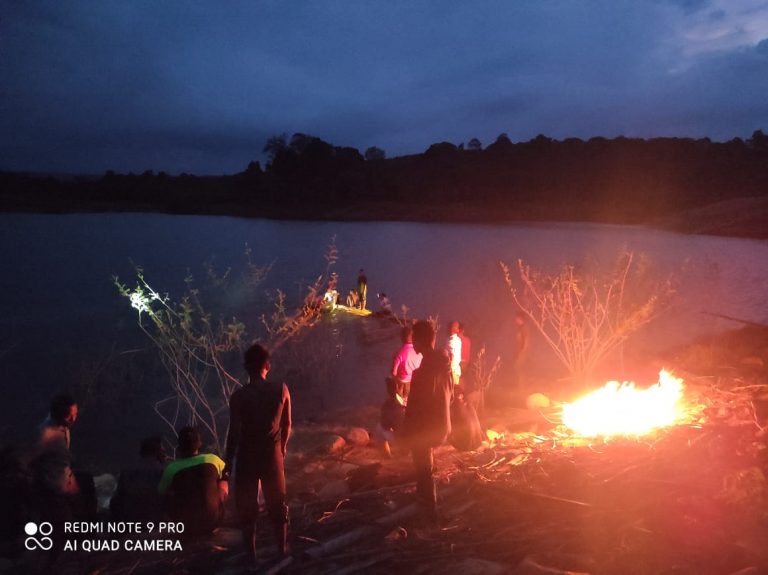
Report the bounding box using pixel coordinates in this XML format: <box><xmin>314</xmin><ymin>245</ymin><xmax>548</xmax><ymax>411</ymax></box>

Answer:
<box><xmin>562</xmin><ymin>370</ymin><xmax>685</xmax><ymax>437</ymax></box>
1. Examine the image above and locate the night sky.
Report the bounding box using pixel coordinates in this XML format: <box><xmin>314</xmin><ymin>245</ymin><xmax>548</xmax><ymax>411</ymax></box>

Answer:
<box><xmin>2</xmin><ymin>0</ymin><xmax>768</xmax><ymax>175</ymax></box>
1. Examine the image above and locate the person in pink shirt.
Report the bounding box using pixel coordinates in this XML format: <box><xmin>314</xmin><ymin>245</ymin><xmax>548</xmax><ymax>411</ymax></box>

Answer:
<box><xmin>391</xmin><ymin>325</ymin><xmax>422</xmax><ymax>401</ymax></box>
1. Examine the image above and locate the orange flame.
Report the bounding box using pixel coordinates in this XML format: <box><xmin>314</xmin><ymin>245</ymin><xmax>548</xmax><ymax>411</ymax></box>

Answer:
<box><xmin>562</xmin><ymin>370</ymin><xmax>685</xmax><ymax>437</ymax></box>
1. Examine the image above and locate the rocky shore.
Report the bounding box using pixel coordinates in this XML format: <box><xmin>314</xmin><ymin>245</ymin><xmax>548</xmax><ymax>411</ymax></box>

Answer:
<box><xmin>5</xmin><ymin>324</ymin><xmax>766</xmax><ymax>574</ymax></box>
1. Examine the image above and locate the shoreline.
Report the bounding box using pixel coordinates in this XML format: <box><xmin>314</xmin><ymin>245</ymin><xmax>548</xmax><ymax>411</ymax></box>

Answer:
<box><xmin>3</xmin><ymin>197</ymin><xmax>768</xmax><ymax>241</ymax></box>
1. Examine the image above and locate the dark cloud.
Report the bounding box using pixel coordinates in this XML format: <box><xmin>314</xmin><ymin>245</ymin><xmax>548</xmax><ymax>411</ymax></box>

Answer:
<box><xmin>1</xmin><ymin>0</ymin><xmax>767</xmax><ymax>174</ymax></box>
<box><xmin>665</xmin><ymin>0</ymin><xmax>712</xmax><ymax>14</ymax></box>
<box><xmin>709</xmin><ymin>9</ymin><xmax>727</xmax><ymax>21</ymax></box>
<box><xmin>615</xmin><ymin>38</ymin><xmax>768</xmax><ymax>139</ymax></box>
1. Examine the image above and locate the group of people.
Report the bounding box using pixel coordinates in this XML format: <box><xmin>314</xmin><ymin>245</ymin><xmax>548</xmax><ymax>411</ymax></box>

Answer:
<box><xmin>378</xmin><ymin>319</ymin><xmax>485</xmax><ymax>521</ymax></box>
<box><xmin>2</xmin><ymin>304</ymin><xmax>531</xmax><ymax>565</ymax></box>
<box><xmin>340</xmin><ymin>268</ymin><xmax>368</xmax><ymax>309</ymax></box>
<box><xmin>325</xmin><ymin>268</ymin><xmax>369</xmax><ymax>310</ymax></box>
<box><xmin>1</xmin><ymin>343</ymin><xmax>292</xmax><ymax>567</ymax></box>
<box><xmin>325</xmin><ymin>268</ymin><xmax>393</xmax><ymax>316</ymax></box>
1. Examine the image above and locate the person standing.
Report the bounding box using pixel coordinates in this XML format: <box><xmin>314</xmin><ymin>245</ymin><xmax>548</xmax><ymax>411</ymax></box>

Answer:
<box><xmin>439</xmin><ymin>323</ymin><xmax>481</xmax><ymax>451</ymax></box>
<box><xmin>224</xmin><ymin>344</ymin><xmax>291</xmax><ymax>563</ymax></box>
<box><xmin>402</xmin><ymin>320</ymin><xmax>453</xmax><ymax>522</ymax></box>
<box><xmin>356</xmin><ymin>269</ymin><xmax>368</xmax><ymax>310</ymax></box>
<box><xmin>391</xmin><ymin>325</ymin><xmax>422</xmax><ymax>401</ymax></box>
<box><xmin>444</xmin><ymin>321</ymin><xmax>462</xmax><ymax>387</ymax></box>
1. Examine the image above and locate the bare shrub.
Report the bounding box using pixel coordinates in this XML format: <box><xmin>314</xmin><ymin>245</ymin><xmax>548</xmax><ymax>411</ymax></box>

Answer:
<box><xmin>500</xmin><ymin>251</ymin><xmax>675</xmax><ymax>384</ymax></box>
<box><xmin>471</xmin><ymin>345</ymin><xmax>502</xmax><ymax>393</ymax></box>
<box><xmin>115</xmin><ymin>240</ymin><xmax>337</xmax><ymax>453</ymax></box>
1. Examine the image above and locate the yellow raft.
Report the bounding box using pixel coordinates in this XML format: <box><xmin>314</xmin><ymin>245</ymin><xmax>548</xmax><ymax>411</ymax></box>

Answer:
<box><xmin>326</xmin><ymin>304</ymin><xmax>373</xmax><ymax>317</ymax></box>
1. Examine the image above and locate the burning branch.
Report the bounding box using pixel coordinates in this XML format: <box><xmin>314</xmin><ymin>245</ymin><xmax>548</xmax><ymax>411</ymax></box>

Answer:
<box><xmin>561</xmin><ymin>370</ymin><xmax>686</xmax><ymax>437</ymax></box>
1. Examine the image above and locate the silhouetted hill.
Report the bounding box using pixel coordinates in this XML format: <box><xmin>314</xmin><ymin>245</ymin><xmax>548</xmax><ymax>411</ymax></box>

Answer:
<box><xmin>2</xmin><ymin>131</ymin><xmax>768</xmax><ymax>238</ymax></box>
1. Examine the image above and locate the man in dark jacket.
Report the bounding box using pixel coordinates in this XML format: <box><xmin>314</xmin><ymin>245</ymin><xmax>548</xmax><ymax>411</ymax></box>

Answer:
<box><xmin>401</xmin><ymin>320</ymin><xmax>453</xmax><ymax>521</ymax></box>
<box><xmin>224</xmin><ymin>344</ymin><xmax>291</xmax><ymax>563</ymax></box>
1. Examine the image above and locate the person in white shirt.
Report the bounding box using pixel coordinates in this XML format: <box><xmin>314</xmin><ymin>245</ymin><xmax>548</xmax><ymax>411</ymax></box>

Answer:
<box><xmin>444</xmin><ymin>321</ymin><xmax>462</xmax><ymax>387</ymax></box>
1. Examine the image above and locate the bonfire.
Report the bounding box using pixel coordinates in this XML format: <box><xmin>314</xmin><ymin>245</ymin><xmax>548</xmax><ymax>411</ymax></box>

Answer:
<box><xmin>561</xmin><ymin>370</ymin><xmax>687</xmax><ymax>437</ymax></box>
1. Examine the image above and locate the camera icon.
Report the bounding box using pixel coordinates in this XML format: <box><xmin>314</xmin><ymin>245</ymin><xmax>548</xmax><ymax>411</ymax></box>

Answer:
<box><xmin>24</xmin><ymin>522</ymin><xmax>53</xmax><ymax>551</ymax></box>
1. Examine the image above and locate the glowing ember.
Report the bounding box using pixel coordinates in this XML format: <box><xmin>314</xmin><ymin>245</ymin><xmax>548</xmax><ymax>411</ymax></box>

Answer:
<box><xmin>562</xmin><ymin>370</ymin><xmax>685</xmax><ymax>437</ymax></box>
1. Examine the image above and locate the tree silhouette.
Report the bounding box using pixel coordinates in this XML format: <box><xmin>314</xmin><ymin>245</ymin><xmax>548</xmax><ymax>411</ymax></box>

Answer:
<box><xmin>748</xmin><ymin>129</ymin><xmax>767</xmax><ymax>152</ymax></box>
<box><xmin>244</xmin><ymin>161</ymin><xmax>262</xmax><ymax>175</ymax></box>
<box><xmin>289</xmin><ymin>133</ymin><xmax>317</xmax><ymax>154</ymax></box>
<box><xmin>364</xmin><ymin>146</ymin><xmax>386</xmax><ymax>161</ymax></box>
<box><xmin>263</xmin><ymin>134</ymin><xmax>288</xmax><ymax>162</ymax></box>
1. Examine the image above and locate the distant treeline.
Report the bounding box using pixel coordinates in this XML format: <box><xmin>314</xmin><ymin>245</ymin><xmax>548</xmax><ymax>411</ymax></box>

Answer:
<box><xmin>2</xmin><ymin>131</ymin><xmax>768</xmax><ymax>228</ymax></box>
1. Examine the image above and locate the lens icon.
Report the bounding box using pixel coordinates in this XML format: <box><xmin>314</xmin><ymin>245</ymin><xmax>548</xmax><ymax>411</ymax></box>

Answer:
<box><xmin>23</xmin><ymin>522</ymin><xmax>53</xmax><ymax>551</ymax></box>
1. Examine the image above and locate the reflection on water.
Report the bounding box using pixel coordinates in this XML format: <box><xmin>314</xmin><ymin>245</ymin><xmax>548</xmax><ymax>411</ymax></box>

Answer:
<box><xmin>2</xmin><ymin>214</ymin><xmax>766</xmax><ymax>335</ymax></box>
<box><xmin>1</xmin><ymin>214</ymin><xmax>766</xmax><ymax>469</ymax></box>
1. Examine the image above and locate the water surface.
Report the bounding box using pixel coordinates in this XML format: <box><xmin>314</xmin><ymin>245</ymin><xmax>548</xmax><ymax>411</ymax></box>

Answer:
<box><xmin>2</xmin><ymin>214</ymin><xmax>766</xmax><ymax>469</ymax></box>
